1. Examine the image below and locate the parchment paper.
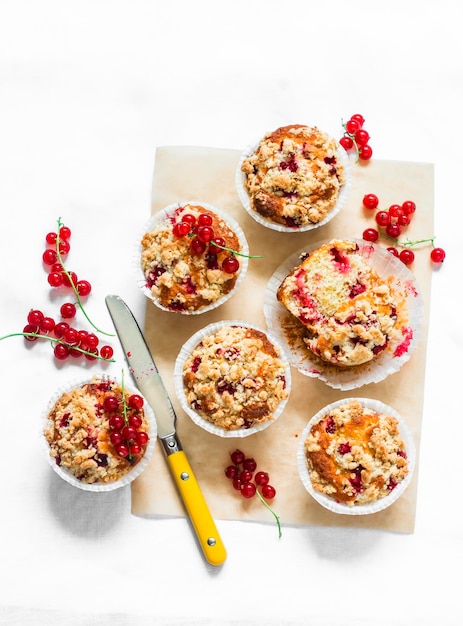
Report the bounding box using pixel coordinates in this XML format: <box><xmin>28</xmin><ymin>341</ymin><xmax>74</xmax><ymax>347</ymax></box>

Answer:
<box><xmin>132</xmin><ymin>146</ymin><xmax>433</xmax><ymax>533</ymax></box>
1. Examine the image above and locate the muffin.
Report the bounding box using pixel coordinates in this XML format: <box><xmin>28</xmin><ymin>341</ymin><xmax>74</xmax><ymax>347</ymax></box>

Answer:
<box><xmin>139</xmin><ymin>202</ymin><xmax>249</xmax><ymax>314</ymax></box>
<box><xmin>239</xmin><ymin>124</ymin><xmax>348</xmax><ymax>231</ymax></box>
<box><xmin>276</xmin><ymin>239</ymin><xmax>402</xmax><ymax>367</ymax></box>
<box><xmin>298</xmin><ymin>398</ymin><xmax>415</xmax><ymax>513</ymax></box>
<box><xmin>43</xmin><ymin>376</ymin><xmax>155</xmax><ymax>490</ymax></box>
<box><xmin>174</xmin><ymin>321</ymin><xmax>291</xmax><ymax>437</ymax></box>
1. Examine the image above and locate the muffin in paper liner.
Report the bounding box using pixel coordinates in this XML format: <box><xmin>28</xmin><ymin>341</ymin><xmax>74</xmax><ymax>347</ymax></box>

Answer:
<box><xmin>42</xmin><ymin>374</ymin><xmax>157</xmax><ymax>492</ymax></box>
<box><xmin>174</xmin><ymin>320</ymin><xmax>291</xmax><ymax>438</ymax></box>
<box><xmin>235</xmin><ymin>125</ymin><xmax>352</xmax><ymax>233</ymax></box>
<box><xmin>135</xmin><ymin>201</ymin><xmax>249</xmax><ymax>315</ymax></box>
<box><xmin>264</xmin><ymin>238</ymin><xmax>424</xmax><ymax>390</ymax></box>
<box><xmin>297</xmin><ymin>397</ymin><xmax>416</xmax><ymax>515</ymax></box>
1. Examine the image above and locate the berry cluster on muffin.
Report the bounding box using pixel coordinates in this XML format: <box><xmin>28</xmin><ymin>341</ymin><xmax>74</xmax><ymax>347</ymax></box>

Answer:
<box><xmin>241</xmin><ymin>124</ymin><xmax>346</xmax><ymax>228</ymax></box>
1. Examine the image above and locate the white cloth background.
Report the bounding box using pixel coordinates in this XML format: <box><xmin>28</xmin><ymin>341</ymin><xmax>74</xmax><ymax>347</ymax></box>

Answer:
<box><xmin>1</xmin><ymin>1</ymin><xmax>461</xmax><ymax>625</ymax></box>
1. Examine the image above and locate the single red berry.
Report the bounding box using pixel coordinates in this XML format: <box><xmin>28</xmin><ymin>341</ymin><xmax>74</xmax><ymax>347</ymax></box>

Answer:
<box><xmin>109</xmin><ymin>414</ymin><xmax>125</xmax><ymax>430</ymax></box>
<box><xmin>58</xmin><ymin>240</ymin><xmax>71</xmax><ymax>256</ymax></box>
<box><xmin>241</xmin><ymin>482</ymin><xmax>257</xmax><ymax>498</ymax></box>
<box><xmin>62</xmin><ymin>271</ymin><xmax>78</xmax><ymax>288</ymax></box>
<box><xmin>47</xmin><ymin>272</ymin><xmax>64</xmax><ymax>287</ymax></box>
<box><xmin>59</xmin><ymin>225</ymin><xmax>71</xmax><ymax>240</ymax></box>
<box><xmin>84</xmin><ymin>348</ymin><xmax>99</xmax><ymax>361</ymax></box>
<box><xmin>209</xmin><ymin>236</ymin><xmax>226</xmax><ymax>254</ymax></box>
<box><xmin>40</xmin><ymin>316</ymin><xmax>55</xmax><ymax>333</ymax></box>
<box><xmin>129</xmin><ymin>443</ymin><xmax>142</xmax><ymax>456</ymax></box>
<box><xmin>76</xmin><ymin>280</ymin><xmax>92</xmax><ymax>297</ymax></box>
<box><xmin>230</xmin><ymin>449</ymin><xmax>245</xmax><ymax>465</ymax></box>
<box><xmin>181</xmin><ymin>213</ymin><xmax>196</xmax><ymax>226</ymax></box>
<box><xmin>128</xmin><ymin>394</ymin><xmax>144</xmax><ymax>410</ymax></box>
<box><xmin>261</xmin><ymin>484</ymin><xmax>276</xmax><ymax>499</ymax></box>
<box><xmin>190</xmin><ymin>238</ymin><xmax>207</xmax><ymax>255</ymax></box>
<box><xmin>99</xmin><ymin>345</ymin><xmax>114</xmax><ymax>360</ymax></box>
<box><xmin>197</xmin><ymin>225</ymin><xmax>214</xmax><ymax>243</ymax></box>
<box><xmin>42</xmin><ymin>249</ymin><xmax>58</xmax><ymax>265</ymax></box>
<box><xmin>136</xmin><ymin>431</ymin><xmax>149</xmax><ymax>446</ymax></box>
<box><xmin>53</xmin><ymin>322</ymin><xmax>70</xmax><ymax>338</ymax></box>
<box><xmin>386</xmin><ymin>223</ymin><xmax>402</xmax><ymax>238</ymax></box>
<box><xmin>339</xmin><ymin>135</ymin><xmax>354</xmax><ymax>151</ymax></box>
<box><xmin>104</xmin><ymin>396</ymin><xmax>120</xmax><ymax>413</ymax></box>
<box><xmin>198</xmin><ymin>213</ymin><xmax>213</xmax><ymax>226</ymax></box>
<box><xmin>53</xmin><ymin>343</ymin><xmax>69</xmax><ymax>360</ymax></box>
<box><xmin>60</xmin><ymin>302</ymin><xmax>77</xmax><ymax>319</ymax></box>
<box><xmin>363</xmin><ymin>228</ymin><xmax>379</xmax><ymax>242</ymax></box>
<box><xmin>128</xmin><ymin>414</ymin><xmax>143</xmax><ymax>429</ymax></box>
<box><xmin>243</xmin><ymin>457</ymin><xmax>257</xmax><ymax>472</ymax></box>
<box><xmin>110</xmin><ymin>431</ymin><xmax>123</xmax><ymax>446</ymax></box>
<box><xmin>232</xmin><ymin>478</ymin><xmax>242</xmax><ymax>491</ymax></box>
<box><xmin>116</xmin><ymin>443</ymin><xmax>130</xmax><ymax>458</ymax></box>
<box><xmin>399</xmin><ymin>249</ymin><xmax>415</xmax><ymax>266</ymax></box>
<box><xmin>86</xmin><ymin>333</ymin><xmax>99</xmax><ymax>349</ymax></box>
<box><xmin>375</xmin><ymin>211</ymin><xmax>390</xmax><ymax>227</ymax></box>
<box><xmin>430</xmin><ymin>247</ymin><xmax>445</xmax><ymax>263</ymax></box>
<box><xmin>350</xmin><ymin>113</ymin><xmax>365</xmax><ymax>127</ymax></box>
<box><xmin>23</xmin><ymin>324</ymin><xmax>39</xmax><ymax>341</ymax></box>
<box><xmin>27</xmin><ymin>309</ymin><xmax>44</xmax><ymax>326</ymax></box>
<box><xmin>173</xmin><ymin>221</ymin><xmax>191</xmax><ymax>238</ymax></box>
<box><xmin>225</xmin><ymin>465</ymin><xmax>238</xmax><ymax>480</ymax></box>
<box><xmin>121</xmin><ymin>425</ymin><xmax>138</xmax><ymax>441</ymax></box>
<box><xmin>222</xmin><ymin>255</ymin><xmax>239</xmax><ymax>274</ymax></box>
<box><xmin>358</xmin><ymin>144</ymin><xmax>373</xmax><ymax>160</ymax></box>
<box><xmin>387</xmin><ymin>247</ymin><xmax>399</xmax><ymax>257</ymax></box>
<box><xmin>354</xmin><ymin>128</ymin><xmax>369</xmax><ymax>146</ymax></box>
<box><xmin>362</xmin><ymin>193</ymin><xmax>379</xmax><ymax>210</ymax></box>
<box><xmin>345</xmin><ymin>119</ymin><xmax>360</xmax><ymax>134</ymax></box>
<box><xmin>398</xmin><ymin>214</ymin><xmax>411</xmax><ymax>227</ymax></box>
<box><xmin>388</xmin><ymin>204</ymin><xmax>403</xmax><ymax>218</ymax></box>
<box><xmin>401</xmin><ymin>200</ymin><xmax>416</xmax><ymax>215</ymax></box>
<box><xmin>240</xmin><ymin>470</ymin><xmax>253</xmax><ymax>483</ymax></box>
<box><xmin>46</xmin><ymin>232</ymin><xmax>57</xmax><ymax>245</ymax></box>
<box><xmin>63</xmin><ymin>327</ymin><xmax>79</xmax><ymax>345</ymax></box>
<box><xmin>255</xmin><ymin>471</ymin><xmax>269</xmax><ymax>486</ymax></box>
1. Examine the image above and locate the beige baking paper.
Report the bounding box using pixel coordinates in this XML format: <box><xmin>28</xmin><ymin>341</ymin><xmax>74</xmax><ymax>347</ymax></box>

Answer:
<box><xmin>132</xmin><ymin>146</ymin><xmax>433</xmax><ymax>533</ymax></box>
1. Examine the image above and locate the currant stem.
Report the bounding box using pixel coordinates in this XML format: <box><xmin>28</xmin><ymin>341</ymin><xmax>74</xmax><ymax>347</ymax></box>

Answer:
<box><xmin>55</xmin><ymin>217</ymin><xmax>115</xmax><ymax>337</ymax></box>
<box><xmin>255</xmin><ymin>489</ymin><xmax>282</xmax><ymax>538</ymax></box>
<box><xmin>341</xmin><ymin>120</ymin><xmax>360</xmax><ymax>163</ymax></box>
<box><xmin>395</xmin><ymin>236</ymin><xmax>436</xmax><ymax>248</ymax></box>
<box><xmin>212</xmin><ymin>241</ymin><xmax>263</xmax><ymax>260</ymax></box>
<box><xmin>0</xmin><ymin>332</ymin><xmax>115</xmax><ymax>362</ymax></box>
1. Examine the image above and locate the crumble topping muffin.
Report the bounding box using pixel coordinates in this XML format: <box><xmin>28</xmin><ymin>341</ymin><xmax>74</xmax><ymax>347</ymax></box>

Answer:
<box><xmin>240</xmin><ymin>124</ymin><xmax>346</xmax><ymax>228</ymax></box>
<box><xmin>276</xmin><ymin>239</ymin><xmax>402</xmax><ymax>367</ymax></box>
<box><xmin>180</xmin><ymin>324</ymin><xmax>290</xmax><ymax>433</ymax></box>
<box><xmin>140</xmin><ymin>202</ymin><xmax>247</xmax><ymax>313</ymax></box>
<box><xmin>303</xmin><ymin>399</ymin><xmax>410</xmax><ymax>507</ymax></box>
<box><xmin>44</xmin><ymin>377</ymin><xmax>152</xmax><ymax>486</ymax></box>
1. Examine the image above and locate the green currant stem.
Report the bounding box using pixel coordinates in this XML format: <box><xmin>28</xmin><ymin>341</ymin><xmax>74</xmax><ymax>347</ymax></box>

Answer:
<box><xmin>395</xmin><ymin>236</ymin><xmax>436</xmax><ymax>248</ymax></box>
<box><xmin>255</xmin><ymin>489</ymin><xmax>282</xmax><ymax>539</ymax></box>
<box><xmin>0</xmin><ymin>332</ymin><xmax>115</xmax><ymax>362</ymax></box>
<box><xmin>212</xmin><ymin>241</ymin><xmax>263</xmax><ymax>259</ymax></box>
<box><xmin>121</xmin><ymin>369</ymin><xmax>128</xmax><ymax>424</ymax></box>
<box><xmin>56</xmin><ymin>217</ymin><xmax>115</xmax><ymax>337</ymax></box>
<box><xmin>341</xmin><ymin>121</ymin><xmax>360</xmax><ymax>163</ymax></box>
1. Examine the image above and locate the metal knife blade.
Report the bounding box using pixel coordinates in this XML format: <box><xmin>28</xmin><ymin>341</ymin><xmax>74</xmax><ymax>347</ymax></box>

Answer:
<box><xmin>105</xmin><ymin>294</ymin><xmax>227</xmax><ymax>566</ymax></box>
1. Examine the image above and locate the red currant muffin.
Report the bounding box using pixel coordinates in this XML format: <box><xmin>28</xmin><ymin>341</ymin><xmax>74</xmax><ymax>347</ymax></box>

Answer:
<box><xmin>276</xmin><ymin>239</ymin><xmax>403</xmax><ymax>367</ymax></box>
<box><xmin>43</xmin><ymin>376</ymin><xmax>155</xmax><ymax>490</ymax></box>
<box><xmin>239</xmin><ymin>124</ymin><xmax>348</xmax><ymax>230</ymax></box>
<box><xmin>174</xmin><ymin>321</ymin><xmax>291</xmax><ymax>437</ymax></box>
<box><xmin>298</xmin><ymin>398</ymin><xmax>414</xmax><ymax>512</ymax></box>
<box><xmin>140</xmin><ymin>202</ymin><xmax>249</xmax><ymax>314</ymax></box>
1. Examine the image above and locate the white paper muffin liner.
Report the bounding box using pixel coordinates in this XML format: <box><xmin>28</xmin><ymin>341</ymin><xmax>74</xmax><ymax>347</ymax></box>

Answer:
<box><xmin>134</xmin><ymin>200</ymin><xmax>249</xmax><ymax>315</ymax></box>
<box><xmin>174</xmin><ymin>320</ymin><xmax>292</xmax><ymax>438</ymax></box>
<box><xmin>235</xmin><ymin>131</ymin><xmax>352</xmax><ymax>233</ymax></box>
<box><xmin>42</xmin><ymin>374</ymin><xmax>157</xmax><ymax>492</ymax></box>
<box><xmin>297</xmin><ymin>397</ymin><xmax>416</xmax><ymax>515</ymax></box>
<box><xmin>264</xmin><ymin>238</ymin><xmax>424</xmax><ymax>390</ymax></box>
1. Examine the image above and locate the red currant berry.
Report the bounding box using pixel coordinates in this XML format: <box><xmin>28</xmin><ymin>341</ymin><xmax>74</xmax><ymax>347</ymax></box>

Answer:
<box><xmin>345</xmin><ymin>119</ymin><xmax>360</xmax><ymax>134</ymax></box>
<box><xmin>27</xmin><ymin>309</ymin><xmax>44</xmax><ymax>326</ymax></box>
<box><xmin>399</xmin><ymin>249</ymin><xmax>415</xmax><ymax>266</ymax></box>
<box><xmin>23</xmin><ymin>324</ymin><xmax>39</xmax><ymax>341</ymax></box>
<box><xmin>129</xmin><ymin>443</ymin><xmax>142</xmax><ymax>456</ymax></box>
<box><xmin>109</xmin><ymin>415</ymin><xmax>125</xmax><ymax>430</ymax></box>
<box><xmin>375</xmin><ymin>211</ymin><xmax>390</xmax><ymax>227</ymax></box>
<box><xmin>261</xmin><ymin>484</ymin><xmax>276</xmax><ymax>500</ymax></box>
<box><xmin>128</xmin><ymin>414</ymin><xmax>143</xmax><ymax>429</ymax></box>
<box><xmin>401</xmin><ymin>200</ymin><xmax>416</xmax><ymax>215</ymax></box>
<box><xmin>243</xmin><ymin>458</ymin><xmax>257</xmax><ymax>472</ymax></box>
<box><xmin>128</xmin><ymin>394</ymin><xmax>144</xmax><ymax>410</ymax></box>
<box><xmin>388</xmin><ymin>204</ymin><xmax>403</xmax><ymax>218</ymax></box>
<box><xmin>222</xmin><ymin>256</ymin><xmax>239</xmax><ymax>274</ymax></box>
<box><xmin>60</xmin><ymin>302</ymin><xmax>77</xmax><ymax>319</ymax></box>
<box><xmin>354</xmin><ymin>128</ymin><xmax>369</xmax><ymax>146</ymax></box>
<box><xmin>53</xmin><ymin>343</ymin><xmax>69</xmax><ymax>360</ymax></box>
<box><xmin>232</xmin><ymin>478</ymin><xmax>242</xmax><ymax>491</ymax></box>
<box><xmin>240</xmin><ymin>470</ymin><xmax>253</xmax><ymax>483</ymax></box>
<box><xmin>362</xmin><ymin>193</ymin><xmax>379</xmax><ymax>210</ymax></box>
<box><xmin>58</xmin><ymin>240</ymin><xmax>70</xmax><ymax>256</ymax></box>
<box><xmin>339</xmin><ymin>135</ymin><xmax>354</xmax><ymax>151</ymax></box>
<box><xmin>99</xmin><ymin>345</ymin><xmax>114</xmax><ymax>360</ymax></box>
<box><xmin>386</xmin><ymin>223</ymin><xmax>402</xmax><ymax>238</ymax></box>
<box><xmin>40</xmin><ymin>316</ymin><xmax>55</xmax><ymax>333</ymax></box>
<box><xmin>190</xmin><ymin>238</ymin><xmax>207</xmax><ymax>255</ymax></box>
<box><xmin>398</xmin><ymin>214</ymin><xmax>411</xmax><ymax>227</ymax></box>
<box><xmin>230</xmin><ymin>449</ymin><xmax>245</xmax><ymax>465</ymax></box>
<box><xmin>255</xmin><ymin>471</ymin><xmax>269</xmax><ymax>486</ymax></box>
<box><xmin>76</xmin><ymin>280</ymin><xmax>92</xmax><ymax>297</ymax></box>
<box><xmin>121</xmin><ymin>425</ymin><xmax>137</xmax><ymax>441</ymax></box>
<box><xmin>84</xmin><ymin>348</ymin><xmax>99</xmax><ymax>361</ymax></box>
<box><xmin>430</xmin><ymin>247</ymin><xmax>446</xmax><ymax>263</ymax></box>
<box><xmin>116</xmin><ymin>443</ymin><xmax>130</xmax><ymax>458</ymax></box>
<box><xmin>350</xmin><ymin>113</ymin><xmax>365</xmax><ymax>127</ymax></box>
<box><xmin>173</xmin><ymin>221</ymin><xmax>191</xmax><ymax>238</ymax></box>
<box><xmin>59</xmin><ymin>225</ymin><xmax>71</xmax><ymax>240</ymax></box>
<box><xmin>104</xmin><ymin>396</ymin><xmax>120</xmax><ymax>413</ymax></box>
<box><xmin>63</xmin><ymin>271</ymin><xmax>78</xmax><ymax>288</ymax></box>
<box><xmin>53</xmin><ymin>322</ymin><xmax>69</xmax><ymax>338</ymax></box>
<box><xmin>198</xmin><ymin>213</ymin><xmax>213</xmax><ymax>226</ymax></box>
<box><xmin>181</xmin><ymin>213</ymin><xmax>196</xmax><ymax>226</ymax></box>
<box><xmin>225</xmin><ymin>465</ymin><xmax>238</xmax><ymax>480</ymax></box>
<box><xmin>48</xmin><ymin>272</ymin><xmax>64</xmax><ymax>287</ymax></box>
<box><xmin>241</xmin><ymin>482</ymin><xmax>257</xmax><ymax>498</ymax></box>
<box><xmin>359</xmin><ymin>144</ymin><xmax>373</xmax><ymax>160</ymax></box>
<box><xmin>42</xmin><ymin>249</ymin><xmax>58</xmax><ymax>265</ymax></box>
<box><xmin>387</xmin><ymin>247</ymin><xmax>399</xmax><ymax>257</ymax></box>
<box><xmin>86</xmin><ymin>333</ymin><xmax>99</xmax><ymax>349</ymax></box>
<box><xmin>363</xmin><ymin>228</ymin><xmax>379</xmax><ymax>242</ymax></box>
<box><xmin>110</xmin><ymin>431</ymin><xmax>123</xmax><ymax>446</ymax></box>
<box><xmin>46</xmin><ymin>232</ymin><xmax>57</xmax><ymax>245</ymax></box>
<box><xmin>136</xmin><ymin>431</ymin><xmax>149</xmax><ymax>446</ymax></box>
<box><xmin>63</xmin><ymin>327</ymin><xmax>79</xmax><ymax>345</ymax></box>
<box><xmin>197</xmin><ymin>225</ymin><xmax>214</xmax><ymax>243</ymax></box>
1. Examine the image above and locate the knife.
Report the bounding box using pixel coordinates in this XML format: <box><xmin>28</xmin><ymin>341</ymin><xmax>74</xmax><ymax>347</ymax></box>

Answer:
<box><xmin>105</xmin><ymin>294</ymin><xmax>227</xmax><ymax>566</ymax></box>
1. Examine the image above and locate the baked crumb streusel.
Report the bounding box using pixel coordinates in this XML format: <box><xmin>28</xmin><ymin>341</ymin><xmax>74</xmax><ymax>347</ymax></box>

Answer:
<box><xmin>44</xmin><ymin>378</ymin><xmax>150</xmax><ymax>484</ymax></box>
<box><xmin>241</xmin><ymin>124</ymin><xmax>346</xmax><ymax>228</ymax></box>
<box><xmin>141</xmin><ymin>203</ymin><xmax>243</xmax><ymax>312</ymax></box>
<box><xmin>277</xmin><ymin>239</ymin><xmax>405</xmax><ymax>367</ymax></box>
<box><xmin>305</xmin><ymin>400</ymin><xmax>409</xmax><ymax>506</ymax></box>
<box><xmin>182</xmin><ymin>325</ymin><xmax>289</xmax><ymax>431</ymax></box>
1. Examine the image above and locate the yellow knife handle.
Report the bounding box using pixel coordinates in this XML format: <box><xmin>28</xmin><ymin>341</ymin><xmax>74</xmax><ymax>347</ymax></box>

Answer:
<box><xmin>167</xmin><ymin>450</ymin><xmax>227</xmax><ymax>566</ymax></box>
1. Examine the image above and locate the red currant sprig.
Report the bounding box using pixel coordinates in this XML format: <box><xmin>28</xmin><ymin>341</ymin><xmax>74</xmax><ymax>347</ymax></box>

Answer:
<box><xmin>339</xmin><ymin>114</ymin><xmax>373</xmax><ymax>162</ymax></box>
<box><xmin>106</xmin><ymin>372</ymin><xmax>150</xmax><ymax>460</ymax></box>
<box><xmin>172</xmin><ymin>210</ymin><xmax>262</xmax><ymax>274</ymax></box>
<box><xmin>225</xmin><ymin>449</ymin><xmax>281</xmax><ymax>538</ymax></box>
<box><xmin>362</xmin><ymin>193</ymin><xmax>445</xmax><ymax>266</ymax></box>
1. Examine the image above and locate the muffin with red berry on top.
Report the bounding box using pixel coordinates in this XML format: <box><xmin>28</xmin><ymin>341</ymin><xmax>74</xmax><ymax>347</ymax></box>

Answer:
<box><xmin>139</xmin><ymin>202</ymin><xmax>249</xmax><ymax>314</ymax></box>
<box><xmin>174</xmin><ymin>321</ymin><xmax>291</xmax><ymax>437</ymax></box>
<box><xmin>237</xmin><ymin>124</ymin><xmax>350</xmax><ymax>232</ymax></box>
<box><xmin>43</xmin><ymin>376</ymin><xmax>155</xmax><ymax>491</ymax></box>
<box><xmin>297</xmin><ymin>398</ymin><xmax>415</xmax><ymax>514</ymax></box>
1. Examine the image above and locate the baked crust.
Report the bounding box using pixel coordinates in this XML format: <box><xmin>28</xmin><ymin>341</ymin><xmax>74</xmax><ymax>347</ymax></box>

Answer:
<box><xmin>182</xmin><ymin>325</ymin><xmax>288</xmax><ymax>431</ymax></box>
<box><xmin>241</xmin><ymin>124</ymin><xmax>346</xmax><ymax>227</ymax></box>
<box><xmin>141</xmin><ymin>204</ymin><xmax>242</xmax><ymax>312</ymax></box>
<box><xmin>277</xmin><ymin>240</ymin><xmax>401</xmax><ymax>367</ymax></box>
<box><xmin>305</xmin><ymin>400</ymin><xmax>409</xmax><ymax>506</ymax></box>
